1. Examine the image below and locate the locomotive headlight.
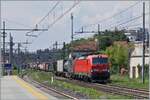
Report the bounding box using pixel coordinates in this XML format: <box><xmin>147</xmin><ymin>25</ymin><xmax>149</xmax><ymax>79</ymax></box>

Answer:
<box><xmin>102</xmin><ymin>69</ymin><xmax>108</xmax><ymax>72</ymax></box>
<box><xmin>92</xmin><ymin>69</ymin><xmax>99</xmax><ymax>72</ymax></box>
<box><xmin>107</xmin><ymin>69</ymin><xmax>110</xmax><ymax>72</ymax></box>
<box><xmin>94</xmin><ymin>69</ymin><xmax>99</xmax><ymax>72</ymax></box>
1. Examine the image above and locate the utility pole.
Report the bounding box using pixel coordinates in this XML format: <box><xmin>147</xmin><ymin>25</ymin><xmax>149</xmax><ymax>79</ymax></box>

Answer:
<box><xmin>17</xmin><ymin>43</ymin><xmax>21</xmax><ymax>74</ymax></box>
<box><xmin>0</xmin><ymin>22</ymin><xmax>47</xmax><ymax>74</ymax></box>
<box><xmin>0</xmin><ymin>0</ymin><xmax>2</xmax><ymax>78</ymax></box>
<box><xmin>53</xmin><ymin>43</ymin><xmax>55</xmax><ymax>51</ymax></box>
<box><xmin>2</xmin><ymin>21</ymin><xmax>6</xmax><ymax>75</ymax></box>
<box><xmin>9</xmin><ymin>33</ymin><xmax>13</xmax><ymax>68</ymax></box>
<box><xmin>71</xmin><ymin>13</ymin><xmax>73</xmax><ymax>43</ymax></box>
<box><xmin>24</xmin><ymin>39</ymin><xmax>29</xmax><ymax>53</ymax></box>
<box><xmin>55</xmin><ymin>41</ymin><xmax>58</xmax><ymax>50</ymax></box>
<box><xmin>74</xmin><ymin>24</ymin><xmax>102</xmax><ymax>52</ymax></box>
<box><xmin>63</xmin><ymin>42</ymin><xmax>66</xmax><ymax>59</ymax></box>
<box><xmin>18</xmin><ymin>43</ymin><xmax>21</xmax><ymax>55</ymax></box>
<box><xmin>149</xmin><ymin>0</ymin><xmax>150</xmax><ymax>84</ymax></box>
<box><xmin>142</xmin><ymin>2</ymin><xmax>145</xmax><ymax>84</ymax></box>
<box><xmin>98</xmin><ymin>24</ymin><xmax>100</xmax><ymax>51</ymax></box>
<box><xmin>71</xmin><ymin>13</ymin><xmax>74</xmax><ymax>58</ymax></box>
<box><xmin>0</xmin><ymin>3</ymin><xmax>2</xmax><ymax>100</ymax></box>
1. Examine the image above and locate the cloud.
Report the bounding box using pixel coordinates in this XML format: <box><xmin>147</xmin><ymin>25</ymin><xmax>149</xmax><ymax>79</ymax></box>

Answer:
<box><xmin>3</xmin><ymin>1</ymin><xmax>148</xmax><ymax>51</ymax></box>
<box><xmin>78</xmin><ymin>1</ymin><xmax>144</xmax><ymax>31</ymax></box>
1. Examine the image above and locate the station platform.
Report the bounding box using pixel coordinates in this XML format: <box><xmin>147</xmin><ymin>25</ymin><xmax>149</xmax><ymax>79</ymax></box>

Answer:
<box><xmin>0</xmin><ymin>75</ymin><xmax>57</xmax><ymax>100</ymax></box>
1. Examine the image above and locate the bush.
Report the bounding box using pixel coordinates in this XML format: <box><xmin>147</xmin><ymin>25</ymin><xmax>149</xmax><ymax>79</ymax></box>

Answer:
<box><xmin>105</xmin><ymin>42</ymin><xmax>129</xmax><ymax>74</ymax></box>
<box><xmin>137</xmin><ymin>64</ymin><xmax>149</xmax><ymax>77</ymax></box>
<box><xmin>13</xmin><ymin>65</ymin><xmax>17</xmax><ymax>70</ymax></box>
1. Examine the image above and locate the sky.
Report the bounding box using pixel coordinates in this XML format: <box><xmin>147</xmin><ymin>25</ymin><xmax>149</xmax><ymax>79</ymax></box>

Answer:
<box><xmin>1</xmin><ymin>1</ymin><xmax>150</xmax><ymax>52</ymax></box>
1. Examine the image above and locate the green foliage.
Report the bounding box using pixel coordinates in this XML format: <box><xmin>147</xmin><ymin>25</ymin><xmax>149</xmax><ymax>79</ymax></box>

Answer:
<box><xmin>105</xmin><ymin>43</ymin><xmax>129</xmax><ymax>74</ymax></box>
<box><xmin>71</xmin><ymin>38</ymin><xmax>94</xmax><ymax>47</ymax></box>
<box><xmin>98</xmin><ymin>36</ymin><xmax>113</xmax><ymax>50</ymax></box>
<box><xmin>28</xmin><ymin>70</ymin><xmax>131</xmax><ymax>99</ymax></box>
<box><xmin>94</xmin><ymin>30</ymin><xmax>127</xmax><ymax>51</ymax></box>
<box><xmin>67</xmin><ymin>30</ymin><xmax>127</xmax><ymax>52</ymax></box>
<box><xmin>144</xmin><ymin>64</ymin><xmax>149</xmax><ymax>76</ymax></box>
<box><xmin>13</xmin><ymin>65</ymin><xmax>17</xmax><ymax>70</ymax></box>
<box><xmin>12</xmin><ymin>70</ymin><xmax>18</xmax><ymax>75</ymax></box>
<box><xmin>96</xmin><ymin>50</ymin><xmax>106</xmax><ymax>54</ymax></box>
<box><xmin>110</xmin><ymin>74</ymin><xmax>149</xmax><ymax>90</ymax></box>
<box><xmin>12</xmin><ymin>30</ymin><xmax>128</xmax><ymax>64</ymax></box>
<box><xmin>137</xmin><ymin>64</ymin><xmax>149</xmax><ymax>77</ymax></box>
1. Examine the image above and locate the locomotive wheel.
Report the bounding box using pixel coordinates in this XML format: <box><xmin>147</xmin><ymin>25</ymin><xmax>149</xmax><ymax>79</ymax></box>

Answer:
<box><xmin>84</xmin><ymin>76</ymin><xmax>89</xmax><ymax>82</ymax></box>
<box><xmin>89</xmin><ymin>78</ymin><xmax>94</xmax><ymax>83</ymax></box>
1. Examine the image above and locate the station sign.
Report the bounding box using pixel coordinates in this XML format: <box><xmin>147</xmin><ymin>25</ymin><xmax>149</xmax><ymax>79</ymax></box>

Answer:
<box><xmin>4</xmin><ymin>64</ymin><xmax>12</xmax><ymax>70</ymax></box>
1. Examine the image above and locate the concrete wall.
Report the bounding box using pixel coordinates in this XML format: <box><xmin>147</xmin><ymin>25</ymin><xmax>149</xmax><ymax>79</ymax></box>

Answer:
<box><xmin>130</xmin><ymin>56</ymin><xmax>149</xmax><ymax>67</ymax></box>
<box><xmin>129</xmin><ymin>42</ymin><xmax>149</xmax><ymax>78</ymax></box>
<box><xmin>129</xmin><ymin>56</ymin><xmax>149</xmax><ymax>78</ymax></box>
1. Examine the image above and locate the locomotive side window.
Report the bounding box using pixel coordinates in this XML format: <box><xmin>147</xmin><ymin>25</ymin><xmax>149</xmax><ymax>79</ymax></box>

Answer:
<box><xmin>92</xmin><ymin>57</ymin><xmax>108</xmax><ymax>64</ymax></box>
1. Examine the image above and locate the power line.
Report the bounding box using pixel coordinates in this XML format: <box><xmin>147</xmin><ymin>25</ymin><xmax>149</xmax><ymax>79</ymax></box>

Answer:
<box><xmin>77</xmin><ymin>1</ymin><xmax>141</xmax><ymax>31</ymax></box>
<box><xmin>2</xmin><ymin>18</ymin><xmax>32</xmax><ymax>28</ymax></box>
<box><xmin>10</xmin><ymin>1</ymin><xmax>60</xmax><ymax>42</ymax></box>
<box><xmin>29</xmin><ymin>1</ymin><xmax>80</xmax><ymax>45</ymax></box>
<box><xmin>0</xmin><ymin>28</ymin><xmax>48</xmax><ymax>31</ymax></box>
<box><xmin>1</xmin><ymin>0</ymin><xmax>59</xmax><ymax>2</ymax></box>
<box><xmin>119</xmin><ymin>22</ymin><xmax>143</xmax><ymax>29</ymax></box>
<box><xmin>107</xmin><ymin>12</ymin><xmax>149</xmax><ymax>30</ymax></box>
<box><xmin>36</xmin><ymin>1</ymin><xmax>60</xmax><ymax>25</ymax></box>
<box><xmin>73</xmin><ymin>12</ymin><xmax>149</xmax><ymax>37</ymax></box>
<box><xmin>47</xmin><ymin>1</ymin><xmax>80</xmax><ymax>29</ymax></box>
<box><xmin>109</xmin><ymin>15</ymin><xmax>143</xmax><ymax>30</ymax></box>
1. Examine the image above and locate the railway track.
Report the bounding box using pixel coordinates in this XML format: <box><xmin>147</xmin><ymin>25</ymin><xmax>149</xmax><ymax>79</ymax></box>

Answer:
<box><xmin>22</xmin><ymin>76</ymin><xmax>78</xmax><ymax>100</ymax></box>
<box><xmin>21</xmin><ymin>74</ymin><xmax>149</xmax><ymax>99</ymax></box>
<box><xmin>103</xmin><ymin>84</ymin><xmax>149</xmax><ymax>95</ymax></box>
<box><xmin>56</xmin><ymin>77</ymin><xmax>149</xmax><ymax>99</ymax></box>
<box><xmin>93</xmin><ymin>83</ymin><xmax>149</xmax><ymax>99</ymax></box>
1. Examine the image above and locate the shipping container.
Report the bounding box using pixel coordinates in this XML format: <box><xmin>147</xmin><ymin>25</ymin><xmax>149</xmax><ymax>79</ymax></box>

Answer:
<box><xmin>57</xmin><ymin>60</ymin><xmax>64</xmax><ymax>72</ymax></box>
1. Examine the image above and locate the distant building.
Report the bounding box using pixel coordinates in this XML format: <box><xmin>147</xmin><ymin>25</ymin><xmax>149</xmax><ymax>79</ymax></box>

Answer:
<box><xmin>124</xmin><ymin>33</ymin><xmax>136</xmax><ymax>42</ymax></box>
<box><xmin>124</xmin><ymin>27</ymin><xmax>149</xmax><ymax>44</ymax></box>
<box><xmin>71</xmin><ymin>40</ymin><xmax>97</xmax><ymax>58</ymax></box>
<box><xmin>72</xmin><ymin>40</ymin><xmax>97</xmax><ymax>52</ymax></box>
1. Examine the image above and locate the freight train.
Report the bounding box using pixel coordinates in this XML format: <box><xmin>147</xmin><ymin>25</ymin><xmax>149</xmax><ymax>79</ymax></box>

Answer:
<box><xmin>29</xmin><ymin>54</ymin><xmax>110</xmax><ymax>83</ymax></box>
<box><xmin>56</xmin><ymin>54</ymin><xmax>110</xmax><ymax>82</ymax></box>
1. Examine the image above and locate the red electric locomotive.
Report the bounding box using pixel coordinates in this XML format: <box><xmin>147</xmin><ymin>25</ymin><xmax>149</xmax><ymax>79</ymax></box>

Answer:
<box><xmin>72</xmin><ymin>54</ymin><xmax>110</xmax><ymax>82</ymax></box>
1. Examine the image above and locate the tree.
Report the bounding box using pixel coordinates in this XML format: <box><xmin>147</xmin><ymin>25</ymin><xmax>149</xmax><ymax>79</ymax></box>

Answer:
<box><xmin>105</xmin><ymin>42</ymin><xmax>129</xmax><ymax>74</ymax></box>
<box><xmin>94</xmin><ymin>30</ymin><xmax>127</xmax><ymax>51</ymax></box>
<box><xmin>98</xmin><ymin>36</ymin><xmax>113</xmax><ymax>50</ymax></box>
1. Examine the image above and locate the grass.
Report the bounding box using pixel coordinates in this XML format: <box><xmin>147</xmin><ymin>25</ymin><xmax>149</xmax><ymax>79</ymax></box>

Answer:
<box><xmin>29</xmin><ymin>70</ymin><xmax>52</xmax><ymax>83</ymax></box>
<box><xmin>12</xmin><ymin>69</ymin><xmax>18</xmax><ymax>75</ymax></box>
<box><xmin>110</xmin><ymin>74</ymin><xmax>149</xmax><ymax>90</ymax></box>
<box><xmin>13</xmin><ymin>69</ymin><xmax>29</xmax><ymax>76</ymax></box>
<box><xmin>52</xmin><ymin>79</ymin><xmax>132</xmax><ymax>99</ymax></box>
<box><xmin>26</xmin><ymin>69</ymin><xmax>132</xmax><ymax>99</ymax></box>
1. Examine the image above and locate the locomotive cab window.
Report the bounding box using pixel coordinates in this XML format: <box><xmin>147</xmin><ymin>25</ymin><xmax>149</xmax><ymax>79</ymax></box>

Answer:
<box><xmin>92</xmin><ymin>57</ymin><xmax>108</xmax><ymax>64</ymax></box>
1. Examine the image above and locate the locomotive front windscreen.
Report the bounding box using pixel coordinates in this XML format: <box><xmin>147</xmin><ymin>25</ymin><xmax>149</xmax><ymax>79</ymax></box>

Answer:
<box><xmin>92</xmin><ymin>57</ymin><xmax>108</xmax><ymax>64</ymax></box>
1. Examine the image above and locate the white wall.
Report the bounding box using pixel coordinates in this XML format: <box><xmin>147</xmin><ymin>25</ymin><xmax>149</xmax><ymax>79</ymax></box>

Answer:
<box><xmin>129</xmin><ymin>42</ymin><xmax>149</xmax><ymax>78</ymax></box>
<box><xmin>130</xmin><ymin>57</ymin><xmax>149</xmax><ymax>67</ymax></box>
